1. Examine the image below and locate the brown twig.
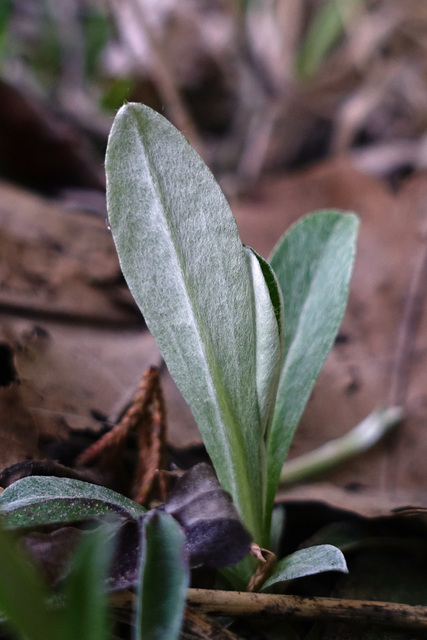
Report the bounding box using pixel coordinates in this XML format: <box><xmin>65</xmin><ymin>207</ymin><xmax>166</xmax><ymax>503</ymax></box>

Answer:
<box><xmin>187</xmin><ymin>589</ymin><xmax>427</xmax><ymax>631</ymax></box>
<box><xmin>76</xmin><ymin>366</ymin><xmax>168</xmax><ymax>504</ymax></box>
<box><xmin>111</xmin><ymin>588</ymin><xmax>427</xmax><ymax>631</ymax></box>
<box><xmin>76</xmin><ymin>367</ymin><xmax>159</xmax><ymax>466</ymax></box>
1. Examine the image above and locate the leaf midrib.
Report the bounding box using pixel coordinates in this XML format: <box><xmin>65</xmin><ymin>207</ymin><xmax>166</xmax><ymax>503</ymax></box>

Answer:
<box><xmin>131</xmin><ymin>111</ymin><xmax>246</xmax><ymax>491</ymax></box>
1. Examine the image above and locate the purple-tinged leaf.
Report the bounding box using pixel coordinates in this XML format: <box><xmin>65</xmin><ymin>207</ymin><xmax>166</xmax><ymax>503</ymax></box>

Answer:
<box><xmin>164</xmin><ymin>464</ymin><xmax>252</xmax><ymax>567</ymax></box>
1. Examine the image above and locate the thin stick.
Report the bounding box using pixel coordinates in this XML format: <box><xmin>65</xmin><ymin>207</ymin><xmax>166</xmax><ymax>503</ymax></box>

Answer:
<box><xmin>75</xmin><ymin>366</ymin><xmax>159</xmax><ymax>466</ymax></box>
<box><xmin>111</xmin><ymin>588</ymin><xmax>427</xmax><ymax>631</ymax></box>
<box><xmin>187</xmin><ymin>589</ymin><xmax>427</xmax><ymax>631</ymax></box>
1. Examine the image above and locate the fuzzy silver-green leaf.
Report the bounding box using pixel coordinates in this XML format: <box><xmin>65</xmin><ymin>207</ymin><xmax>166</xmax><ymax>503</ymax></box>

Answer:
<box><xmin>261</xmin><ymin>544</ymin><xmax>348</xmax><ymax>592</ymax></box>
<box><xmin>106</xmin><ymin>103</ymin><xmax>266</xmax><ymax>543</ymax></box>
<box><xmin>266</xmin><ymin>211</ymin><xmax>359</xmax><ymax>527</ymax></box>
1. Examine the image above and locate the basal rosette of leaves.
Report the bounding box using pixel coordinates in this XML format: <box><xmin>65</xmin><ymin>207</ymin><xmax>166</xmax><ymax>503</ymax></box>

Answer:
<box><xmin>105</xmin><ymin>102</ymin><xmax>359</xmax><ymax>551</ymax></box>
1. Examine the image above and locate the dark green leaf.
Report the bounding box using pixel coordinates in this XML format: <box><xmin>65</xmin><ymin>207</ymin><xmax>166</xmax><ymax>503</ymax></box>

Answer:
<box><xmin>0</xmin><ymin>526</ymin><xmax>63</xmax><ymax>640</ymax></box>
<box><xmin>61</xmin><ymin>525</ymin><xmax>116</xmax><ymax>640</ymax></box>
<box><xmin>0</xmin><ymin>476</ymin><xmax>146</xmax><ymax>529</ymax></box>
<box><xmin>135</xmin><ymin>511</ymin><xmax>189</xmax><ymax>640</ymax></box>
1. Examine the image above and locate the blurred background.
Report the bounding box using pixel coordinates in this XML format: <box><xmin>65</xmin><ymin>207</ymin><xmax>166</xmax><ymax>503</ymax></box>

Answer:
<box><xmin>3</xmin><ymin>0</ymin><xmax>427</xmax><ymax>197</ymax></box>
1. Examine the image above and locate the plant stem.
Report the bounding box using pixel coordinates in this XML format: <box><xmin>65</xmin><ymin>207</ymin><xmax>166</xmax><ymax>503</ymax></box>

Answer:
<box><xmin>278</xmin><ymin>406</ymin><xmax>402</xmax><ymax>487</ymax></box>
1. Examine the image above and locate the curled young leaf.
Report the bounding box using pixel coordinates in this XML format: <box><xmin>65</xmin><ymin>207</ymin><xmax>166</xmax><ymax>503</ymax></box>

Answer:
<box><xmin>244</xmin><ymin>247</ymin><xmax>284</xmax><ymax>441</ymax></box>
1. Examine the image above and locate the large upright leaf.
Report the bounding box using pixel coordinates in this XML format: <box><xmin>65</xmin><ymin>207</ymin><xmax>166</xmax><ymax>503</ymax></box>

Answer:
<box><xmin>106</xmin><ymin>103</ymin><xmax>266</xmax><ymax>543</ymax></box>
<box><xmin>135</xmin><ymin>511</ymin><xmax>189</xmax><ymax>640</ymax></box>
<box><xmin>266</xmin><ymin>211</ymin><xmax>359</xmax><ymax>526</ymax></box>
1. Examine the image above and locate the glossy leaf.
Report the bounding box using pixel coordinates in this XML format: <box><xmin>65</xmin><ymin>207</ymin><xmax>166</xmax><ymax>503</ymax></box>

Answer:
<box><xmin>0</xmin><ymin>476</ymin><xmax>146</xmax><ymax>529</ymax></box>
<box><xmin>245</xmin><ymin>247</ymin><xmax>284</xmax><ymax>439</ymax></box>
<box><xmin>266</xmin><ymin>211</ymin><xmax>359</xmax><ymax>526</ymax></box>
<box><xmin>106</xmin><ymin>103</ymin><xmax>265</xmax><ymax>543</ymax></box>
<box><xmin>135</xmin><ymin>511</ymin><xmax>189</xmax><ymax>640</ymax></box>
<box><xmin>261</xmin><ymin>544</ymin><xmax>348</xmax><ymax>592</ymax></box>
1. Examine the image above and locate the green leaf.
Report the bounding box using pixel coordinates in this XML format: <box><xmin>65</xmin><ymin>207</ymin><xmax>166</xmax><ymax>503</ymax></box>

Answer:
<box><xmin>295</xmin><ymin>0</ymin><xmax>365</xmax><ymax>80</ymax></box>
<box><xmin>260</xmin><ymin>544</ymin><xmax>348</xmax><ymax>592</ymax></box>
<box><xmin>0</xmin><ymin>476</ymin><xmax>146</xmax><ymax>529</ymax></box>
<box><xmin>0</xmin><ymin>526</ymin><xmax>63</xmax><ymax>640</ymax></box>
<box><xmin>245</xmin><ymin>247</ymin><xmax>284</xmax><ymax>440</ymax></box>
<box><xmin>106</xmin><ymin>103</ymin><xmax>266</xmax><ymax>543</ymax></box>
<box><xmin>61</xmin><ymin>525</ymin><xmax>116</xmax><ymax>640</ymax></box>
<box><xmin>266</xmin><ymin>211</ymin><xmax>359</xmax><ymax>526</ymax></box>
<box><xmin>135</xmin><ymin>511</ymin><xmax>189</xmax><ymax>640</ymax></box>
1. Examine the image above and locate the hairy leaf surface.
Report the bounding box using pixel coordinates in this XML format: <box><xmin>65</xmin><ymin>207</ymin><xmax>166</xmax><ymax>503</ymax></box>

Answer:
<box><xmin>261</xmin><ymin>544</ymin><xmax>348</xmax><ymax>592</ymax></box>
<box><xmin>106</xmin><ymin>103</ymin><xmax>266</xmax><ymax>542</ymax></box>
<box><xmin>267</xmin><ymin>211</ymin><xmax>359</xmax><ymax>524</ymax></box>
<box><xmin>0</xmin><ymin>476</ymin><xmax>146</xmax><ymax>528</ymax></box>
